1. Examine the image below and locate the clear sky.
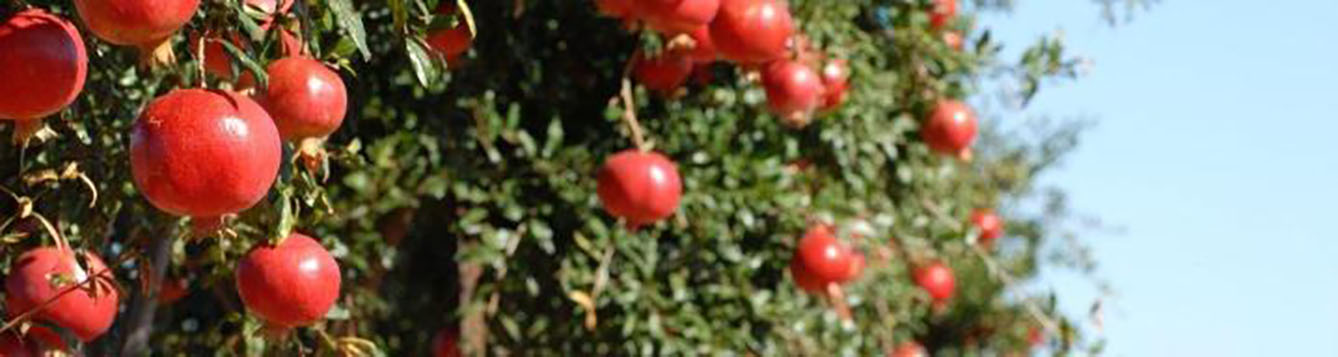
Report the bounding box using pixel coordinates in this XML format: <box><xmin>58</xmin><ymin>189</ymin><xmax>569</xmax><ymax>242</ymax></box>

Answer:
<box><xmin>981</xmin><ymin>0</ymin><xmax>1338</xmax><ymax>355</ymax></box>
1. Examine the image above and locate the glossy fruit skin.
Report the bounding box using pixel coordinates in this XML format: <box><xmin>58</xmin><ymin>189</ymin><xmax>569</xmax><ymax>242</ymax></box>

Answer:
<box><xmin>634</xmin><ymin>51</ymin><xmax>694</xmax><ymax>93</ymax></box>
<box><xmin>433</xmin><ymin>327</ymin><xmax>461</xmax><ymax>357</ymax></box>
<box><xmin>682</xmin><ymin>26</ymin><xmax>717</xmax><ymax>63</ymax></box>
<box><xmin>596</xmin><ymin>150</ymin><xmax>683</xmax><ymax>228</ymax></box>
<box><xmin>130</xmin><ymin>89</ymin><xmax>282</xmax><ymax>218</ymax></box>
<box><xmin>789</xmin><ymin>257</ymin><xmax>826</xmax><ymax>293</ymax></box>
<box><xmin>929</xmin><ymin>0</ymin><xmax>957</xmax><ymax>29</ymax></box>
<box><xmin>5</xmin><ymin>248</ymin><xmax>119</xmax><ymax>342</ymax></box>
<box><xmin>0</xmin><ymin>333</ymin><xmax>38</xmax><ymax>357</ymax></box>
<box><xmin>793</xmin><ymin>225</ymin><xmax>855</xmax><ymax>285</ymax></box>
<box><xmin>921</xmin><ymin>100</ymin><xmax>977</xmax><ymax>157</ymax></box>
<box><xmin>260</xmin><ymin>57</ymin><xmax>348</xmax><ymax>140</ymax></box>
<box><xmin>971</xmin><ymin>209</ymin><xmax>1004</xmax><ymax>245</ymax></box>
<box><xmin>236</xmin><ymin>233</ymin><xmax>342</xmax><ymax>328</ymax></box>
<box><xmin>761</xmin><ymin>60</ymin><xmax>825</xmax><ymax>120</ymax></box>
<box><xmin>710</xmin><ymin>0</ymin><xmax>794</xmax><ymax>64</ymax></box>
<box><xmin>914</xmin><ymin>262</ymin><xmax>955</xmax><ymax>301</ymax></box>
<box><xmin>889</xmin><ymin>341</ymin><xmax>928</xmax><ymax>357</ymax></box>
<box><xmin>427</xmin><ymin>3</ymin><xmax>473</xmax><ymax>62</ymax></box>
<box><xmin>638</xmin><ymin>0</ymin><xmax>720</xmax><ymax>35</ymax></box>
<box><xmin>0</xmin><ymin>10</ymin><xmax>88</xmax><ymax>121</ymax></box>
<box><xmin>819</xmin><ymin>59</ymin><xmax>850</xmax><ymax>111</ymax></box>
<box><xmin>75</xmin><ymin>0</ymin><xmax>200</xmax><ymax>46</ymax></box>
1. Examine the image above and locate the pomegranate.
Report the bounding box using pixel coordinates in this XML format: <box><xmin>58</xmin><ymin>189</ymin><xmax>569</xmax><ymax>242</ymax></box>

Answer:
<box><xmin>427</xmin><ymin>2</ymin><xmax>474</xmax><ymax>63</ymax></box>
<box><xmin>675</xmin><ymin>26</ymin><xmax>717</xmax><ymax>63</ymax></box>
<box><xmin>193</xmin><ymin>0</ymin><xmax>301</xmax><ymax>81</ymax></box>
<box><xmin>0</xmin><ymin>333</ymin><xmax>37</xmax><ymax>357</ymax></box>
<box><xmin>259</xmin><ymin>57</ymin><xmax>348</xmax><ymax>141</ymax></box>
<box><xmin>929</xmin><ymin>0</ymin><xmax>957</xmax><ymax>29</ymax></box>
<box><xmin>761</xmin><ymin>60</ymin><xmax>825</xmax><ymax>127</ymax></box>
<box><xmin>5</xmin><ymin>248</ymin><xmax>119</xmax><ymax>342</ymax></box>
<box><xmin>74</xmin><ymin>0</ymin><xmax>200</xmax><ymax>65</ymax></box>
<box><xmin>792</xmin><ymin>225</ymin><xmax>855</xmax><ymax>286</ymax></box>
<box><xmin>889</xmin><ymin>341</ymin><xmax>928</xmax><ymax>357</ymax></box>
<box><xmin>192</xmin><ymin>32</ymin><xmax>244</xmax><ymax>80</ymax></box>
<box><xmin>433</xmin><ymin>327</ymin><xmax>461</xmax><ymax>357</ymax></box>
<box><xmin>633</xmin><ymin>51</ymin><xmax>694</xmax><ymax>94</ymax></box>
<box><xmin>130</xmin><ymin>89</ymin><xmax>282</xmax><ymax>225</ymax></box>
<box><xmin>0</xmin><ymin>9</ymin><xmax>88</xmax><ymax>141</ymax></box>
<box><xmin>943</xmin><ymin>31</ymin><xmax>964</xmax><ymax>51</ymax></box>
<box><xmin>841</xmin><ymin>250</ymin><xmax>865</xmax><ymax>282</ymax></box>
<box><xmin>819</xmin><ymin>59</ymin><xmax>850</xmax><ymax>111</ymax></box>
<box><xmin>710</xmin><ymin>0</ymin><xmax>794</xmax><ymax>64</ymax></box>
<box><xmin>236</xmin><ymin>233</ymin><xmax>342</xmax><ymax>329</ymax></box>
<box><xmin>914</xmin><ymin>261</ymin><xmax>955</xmax><ymax>301</ymax></box>
<box><xmin>158</xmin><ymin>277</ymin><xmax>189</xmax><ymax>304</ymax></box>
<box><xmin>970</xmin><ymin>209</ymin><xmax>1004</xmax><ymax>246</ymax></box>
<box><xmin>596</xmin><ymin>150</ymin><xmax>683</xmax><ymax>229</ymax></box>
<box><xmin>921</xmin><ymin>99</ymin><xmax>977</xmax><ymax>159</ymax></box>
<box><xmin>637</xmin><ymin>0</ymin><xmax>720</xmax><ymax>35</ymax></box>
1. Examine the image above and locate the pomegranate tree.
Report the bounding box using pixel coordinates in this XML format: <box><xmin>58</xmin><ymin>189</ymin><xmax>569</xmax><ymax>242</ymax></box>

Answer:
<box><xmin>971</xmin><ymin>209</ymin><xmax>1004</xmax><ymax>246</ymax></box>
<box><xmin>427</xmin><ymin>2</ymin><xmax>475</xmax><ymax>63</ymax></box>
<box><xmin>236</xmin><ymin>233</ymin><xmax>342</xmax><ymax>329</ymax></box>
<box><xmin>259</xmin><ymin>57</ymin><xmax>349</xmax><ymax>141</ymax></box>
<box><xmin>597</xmin><ymin>150</ymin><xmax>683</xmax><ymax>229</ymax></box>
<box><xmin>921</xmin><ymin>99</ymin><xmax>978</xmax><ymax>159</ymax></box>
<box><xmin>914</xmin><ymin>261</ymin><xmax>955</xmax><ymax>301</ymax></box>
<box><xmin>761</xmin><ymin>60</ymin><xmax>825</xmax><ymax>127</ymax></box>
<box><xmin>637</xmin><ymin>0</ymin><xmax>720</xmax><ymax>35</ymax></box>
<box><xmin>5</xmin><ymin>248</ymin><xmax>119</xmax><ymax>342</ymax></box>
<box><xmin>0</xmin><ymin>9</ymin><xmax>87</xmax><ymax>142</ymax></box>
<box><xmin>130</xmin><ymin>89</ymin><xmax>282</xmax><ymax>229</ymax></box>
<box><xmin>710</xmin><ymin>0</ymin><xmax>794</xmax><ymax>64</ymax></box>
<box><xmin>634</xmin><ymin>51</ymin><xmax>694</xmax><ymax>94</ymax></box>
<box><xmin>74</xmin><ymin>0</ymin><xmax>200</xmax><ymax>66</ymax></box>
<box><xmin>819</xmin><ymin>59</ymin><xmax>850</xmax><ymax>111</ymax></box>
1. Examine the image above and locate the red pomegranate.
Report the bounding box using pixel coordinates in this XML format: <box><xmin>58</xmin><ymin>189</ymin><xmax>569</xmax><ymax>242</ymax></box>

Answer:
<box><xmin>710</xmin><ymin>0</ymin><xmax>794</xmax><ymax>64</ymax></box>
<box><xmin>914</xmin><ymin>261</ymin><xmax>955</xmax><ymax>301</ymax></box>
<box><xmin>929</xmin><ymin>0</ymin><xmax>957</xmax><ymax>29</ymax></box>
<box><xmin>158</xmin><ymin>277</ymin><xmax>189</xmax><ymax>304</ymax></box>
<box><xmin>637</xmin><ymin>0</ymin><xmax>720</xmax><ymax>35</ymax></box>
<box><xmin>130</xmin><ymin>89</ymin><xmax>282</xmax><ymax>225</ymax></box>
<box><xmin>678</xmin><ymin>26</ymin><xmax>717</xmax><ymax>63</ymax></box>
<box><xmin>236</xmin><ymin>233</ymin><xmax>342</xmax><ymax>329</ymax></box>
<box><xmin>943</xmin><ymin>31</ymin><xmax>964</xmax><ymax>51</ymax></box>
<box><xmin>433</xmin><ymin>327</ymin><xmax>461</xmax><ymax>357</ymax></box>
<box><xmin>596</xmin><ymin>150</ymin><xmax>683</xmax><ymax>229</ymax></box>
<box><xmin>259</xmin><ymin>57</ymin><xmax>348</xmax><ymax>141</ymax></box>
<box><xmin>789</xmin><ymin>257</ymin><xmax>826</xmax><ymax>293</ymax></box>
<box><xmin>74</xmin><ymin>0</ymin><xmax>199</xmax><ymax>63</ymax></box>
<box><xmin>819</xmin><ymin>59</ymin><xmax>850</xmax><ymax>111</ymax></box>
<box><xmin>5</xmin><ymin>248</ymin><xmax>119</xmax><ymax>342</ymax></box>
<box><xmin>0</xmin><ymin>9</ymin><xmax>87</xmax><ymax>141</ymax></box>
<box><xmin>761</xmin><ymin>60</ymin><xmax>825</xmax><ymax>126</ymax></box>
<box><xmin>0</xmin><ymin>333</ymin><xmax>38</xmax><ymax>357</ymax></box>
<box><xmin>971</xmin><ymin>209</ymin><xmax>1004</xmax><ymax>246</ymax></box>
<box><xmin>841</xmin><ymin>250</ymin><xmax>865</xmax><ymax>282</ymax></box>
<box><xmin>1027</xmin><ymin>326</ymin><xmax>1045</xmax><ymax>347</ymax></box>
<box><xmin>793</xmin><ymin>225</ymin><xmax>855</xmax><ymax>286</ymax></box>
<box><xmin>596</xmin><ymin>0</ymin><xmax>636</xmax><ymax>18</ymax></box>
<box><xmin>889</xmin><ymin>341</ymin><xmax>928</xmax><ymax>357</ymax></box>
<box><xmin>633</xmin><ymin>51</ymin><xmax>694</xmax><ymax>94</ymax></box>
<box><xmin>921</xmin><ymin>99</ymin><xmax>977</xmax><ymax>159</ymax></box>
<box><xmin>427</xmin><ymin>3</ymin><xmax>474</xmax><ymax>62</ymax></box>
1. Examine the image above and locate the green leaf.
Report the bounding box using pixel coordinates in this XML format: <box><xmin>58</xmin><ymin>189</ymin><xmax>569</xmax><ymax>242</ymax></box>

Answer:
<box><xmin>405</xmin><ymin>39</ymin><xmax>441</xmax><ymax>87</ymax></box>
<box><xmin>329</xmin><ymin>0</ymin><xmax>371</xmax><ymax>59</ymax></box>
<box><xmin>218</xmin><ymin>40</ymin><xmax>268</xmax><ymax>88</ymax></box>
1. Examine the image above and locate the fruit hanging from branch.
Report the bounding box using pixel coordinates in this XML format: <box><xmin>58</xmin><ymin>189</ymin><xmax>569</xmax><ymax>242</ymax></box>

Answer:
<box><xmin>761</xmin><ymin>60</ymin><xmax>825</xmax><ymax>128</ymax></box>
<box><xmin>596</xmin><ymin>150</ymin><xmax>683</xmax><ymax>229</ymax></box>
<box><xmin>637</xmin><ymin>0</ymin><xmax>721</xmax><ymax>35</ymax></box>
<box><xmin>921</xmin><ymin>99</ymin><xmax>978</xmax><ymax>160</ymax></box>
<box><xmin>929</xmin><ymin>0</ymin><xmax>958</xmax><ymax>29</ymax></box>
<box><xmin>428</xmin><ymin>2</ymin><xmax>476</xmax><ymax>64</ymax></box>
<box><xmin>129</xmin><ymin>89</ymin><xmax>282</xmax><ymax>232</ymax></box>
<box><xmin>633</xmin><ymin>50</ymin><xmax>694</xmax><ymax>95</ymax></box>
<box><xmin>235</xmin><ymin>233</ymin><xmax>342</xmax><ymax>331</ymax></box>
<box><xmin>819</xmin><ymin>58</ymin><xmax>850</xmax><ymax>111</ymax></box>
<box><xmin>790</xmin><ymin>225</ymin><xmax>861</xmax><ymax>293</ymax></box>
<box><xmin>4</xmin><ymin>248</ymin><xmax>119</xmax><ymax>342</ymax></box>
<box><xmin>971</xmin><ymin>209</ymin><xmax>1004</xmax><ymax>247</ymax></box>
<box><xmin>889</xmin><ymin>341</ymin><xmax>929</xmax><ymax>357</ymax></box>
<box><xmin>672</xmin><ymin>25</ymin><xmax>718</xmax><ymax>63</ymax></box>
<box><xmin>0</xmin><ymin>9</ymin><xmax>87</xmax><ymax>143</ymax></box>
<box><xmin>259</xmin><ymin>57</ymin><xmax>349</xmax><ymax>141</ymax></box>
<box><xmin>73</xmin><ymin>0</ymin><xmax>201</xmax><ymax>67</ymax></box>
<box><xmin>710</xmin><ymin>0</ymin><xmax>794</xmax><ymax>64</ymax></box>
<box><xmin>914</xmin><ymin>261</ymin><xmax>956</xmax><ymax>302</ymax></box>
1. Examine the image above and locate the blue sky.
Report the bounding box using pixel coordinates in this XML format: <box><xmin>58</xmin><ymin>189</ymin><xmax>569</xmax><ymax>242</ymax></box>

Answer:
<box><xmin>981</xmin><ymin>0</ymin><xmax>1338</xmax><ymax>355</ymax></box>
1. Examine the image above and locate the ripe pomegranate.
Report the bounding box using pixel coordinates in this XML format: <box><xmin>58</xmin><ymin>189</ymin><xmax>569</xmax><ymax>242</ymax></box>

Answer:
<box><xmin>921</xmin><ymin>99</ymin><xmax>977</xmax><ymax>159</ymax></box>
<box><xmin>637</xmin><ymin>0</ymin><xmax>720</xmax><ymax>35</ymax></box>
<box><xmin>74</xmin><ymin>0</ymin><xmax>200</xmax><ymax>65</ymax></box>
<box><xmin>889</xmin><ymin>341</ymin><xmax>928</xmax><ymax>357</ymax></box>
<box><xmin>633</xmin><ymin>51</ymin><xmax>694</xmax><ymax>94</ymax></box>
<box><xmin>427</xmin><ymin>3</ymin><xmax>474</xmax><ymax>63</ymax></box>
<box><xmin>819</xmin><ymin>59</ymin><xmax>850</xmax><ymax>111</ymax></box>
<box><xmin>259</xmin><ymin>57</ymin><xmax>348</xmax><ymax>141</ymax></box>
<box><xmin>596</xmin><ymin>0</ymin><xmax>636</xmax><ymax>18</ymax></box>
<box><xmin>841</xmin><ymin>250</ymin><xmax>865</xmax><ymax>282</ymax></box>
<box><xmin>971</xmin><ymin>209</ymin><xmax>1004</xmax><ymax>246</ymax></box>
<box><xmin>943</xmin><ymin>31</ymin><xmax>964</xmax><ymax>51</ymax></box>
<box><xmin>793</xmin><ymin>225</ymin><xmax>855</xmax><ymax>285</ymax></box>
<box><xmin>5</xmin><ymin>248</ymin><xmax>119</xmax><ymax>342</ymax></box>
<box><xmin>596</xmin><ymin>150</ymin><xmax>683</xmax><ymax>229</ymax></box>
<box><xmin>0</xmin><ymin>333</ymin><xmax>37</xmax><ymax>357</ymax></box>
<box><xmin>677</xmin><ymin>26</ymin><xmax>717</xmax><ymax>63</ymax></box>
<box><xmin>710</xmin><ymin>0</ymin><xmax>794</xmax><ymax>64</ymax></box>
<box><xmin>0</xmin><ymin>9</ymin><xmax>87</xmax><ymax>141</ymax></box>
<box><xmin>789</xmin><ymin>258</ymin><xmax>826</xmax><ymax>293</ymax></box>
<box><xmin>130</xmin><ymin>89</ymin><xmax>282</xmax><ymax>226</ymax></box>
<box><xmin>433</xmin><ymin>327</ymin><xmax>461</xmax><ymax>357</ymax></box>
<box><xmin>761</xmin><ymin>60</ymin><xmax>825</xmax><ymax>127</ymax></box>
<box><xmin>929</xmin><ymin>0</ymin><xmax>957</xmax><ymax>29</ymax></box>
<box><xmin>914</xmin><ymin>261</ymin><xmax>955</xmax><ymax>301</ymax></box>
<box><xmin>236</xmin><ymin>233</ymin><xmax>342</xmax><ymax>329</ymax></box>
